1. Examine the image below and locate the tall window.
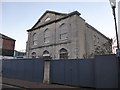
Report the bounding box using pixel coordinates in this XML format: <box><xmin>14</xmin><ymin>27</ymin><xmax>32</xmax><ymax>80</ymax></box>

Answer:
<box><xmin>59</xmin><ymin>23</ymin><xmax>68</xmax><ymax>40</ymax></box>
<box><xmin>44</xmin><ymin>29</ymin><xmax>50</xmax><ymax>43</ymax></box>
<box><xmin>32</xmin><ymin>52</ymin><xmax>36</xmax><ymax>58</ymax></box>
<box><xmin>33</xmin><ymin>33</ymin><xmax>37</xmax><ymax>45</ymax></box>
<box><xmin>59</xmin><ymin>48</ymin><xmax>68</xmax><ymax>59</ymax></box>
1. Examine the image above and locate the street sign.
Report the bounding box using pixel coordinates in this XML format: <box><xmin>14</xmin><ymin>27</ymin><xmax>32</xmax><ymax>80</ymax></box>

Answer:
<box><xmin>116</xmin><ymin>49</ymin><xmax>120</xmax><ymax>57</ymax></box>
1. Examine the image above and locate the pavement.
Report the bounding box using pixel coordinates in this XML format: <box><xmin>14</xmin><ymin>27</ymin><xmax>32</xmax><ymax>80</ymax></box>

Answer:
<box><xmin>1</xmin><ymin>83</ymin><xmax>27</xmax><ymax>89</ymax></box>
<box><xmin>2</xmin><ymin>77</ymin><xmax>77</xmax><ymax>88</ymax></box>
<box><xmin>2</xmin><ymin>77</ymin><xmax>96</xmax><ymax>89</ymax></box>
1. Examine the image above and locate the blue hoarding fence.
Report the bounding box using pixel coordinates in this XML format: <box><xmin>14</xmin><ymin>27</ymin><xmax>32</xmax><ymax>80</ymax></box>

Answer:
<box><xmin>2</xmin><ymin>55</ymin><xmax>119</xmax><ymax>88</ymax></box>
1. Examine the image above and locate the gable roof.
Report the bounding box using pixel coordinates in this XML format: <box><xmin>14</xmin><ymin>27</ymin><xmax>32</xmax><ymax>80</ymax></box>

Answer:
<box><xmin>31</xmin><ymin>10</ymin><xmax>68</xmax><ymax>29</ymax></box>
<box><xmin>27</xmin><ymin>10</ymin><xmax>81</xmax><ymax>32</ymax></box>
<box><xmin>0</xmin><ymin>33</ymin><xmax>16</xmax><ymax>41</ymax></box>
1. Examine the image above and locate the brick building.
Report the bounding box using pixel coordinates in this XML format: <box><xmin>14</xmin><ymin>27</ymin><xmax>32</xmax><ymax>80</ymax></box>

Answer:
<box><xmin>26</xmin><ymin>10</ymin><xmax>112</xmax><ymax>59</ymax></box>
<box><xmin>0</xmin><ymin>33</ymin><xmax>15</xmax><ymax>59</ymax></box>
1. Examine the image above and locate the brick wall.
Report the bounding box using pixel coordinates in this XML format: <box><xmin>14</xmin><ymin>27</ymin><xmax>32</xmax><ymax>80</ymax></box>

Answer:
<box><xmin>2</xmin><ymin>39</ymin><xmax>15</xmax><ymax>56</ymax></box>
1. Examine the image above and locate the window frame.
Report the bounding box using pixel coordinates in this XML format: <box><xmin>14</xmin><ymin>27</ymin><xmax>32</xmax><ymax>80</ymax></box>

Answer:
<box><xmin>44</xmin><ymin>29</ymin><xmax>50</xmax><ymax>43</ymax></box>
<box><xmin>45</xmin><ymin>17</ymin><xmax>51</xmax><ymax>22</ymax></box>
<box><xmin>59</xmin><ymin>23</ymin><xmax>68</xmax><ymax>40</ymax></box>
<box><xmin>32</xmin><ymin>52</ymin><xmax>36</xmax><ymax>58</ymax></box>
<box><xmin>33</xmin><ymin>33</ymin><xmax>37</xmax><ymax>45</ymax></box>
<box><xmin>59</xmin><ymin>48</ymin><xmax>68</xmax><ymax>59</ymax></box>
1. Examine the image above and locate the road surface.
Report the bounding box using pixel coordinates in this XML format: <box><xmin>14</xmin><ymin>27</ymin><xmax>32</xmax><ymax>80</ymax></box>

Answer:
<box><xmin>0</xmin><ymin>83</ymin><xmax>27</xmax><ymax>90</ymax></box>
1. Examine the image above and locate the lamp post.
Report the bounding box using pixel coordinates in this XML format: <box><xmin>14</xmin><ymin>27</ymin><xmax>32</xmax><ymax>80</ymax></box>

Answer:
<box><xmin>109</xmin><ymin>0</ymin><xmax>120</xmax><ymax>88</ymax></box>
<box><xmin>109</xmin><ymin>0</ymin><xmax>119</xmax><ymax>49</ymax></box>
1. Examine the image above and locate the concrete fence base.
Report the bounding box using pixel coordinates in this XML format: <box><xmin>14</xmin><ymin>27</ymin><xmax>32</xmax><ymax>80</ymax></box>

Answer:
<box><xmin>43</xmin><ymin>60</ymin><xmax>50</xmax><ymax>84</ymax></box>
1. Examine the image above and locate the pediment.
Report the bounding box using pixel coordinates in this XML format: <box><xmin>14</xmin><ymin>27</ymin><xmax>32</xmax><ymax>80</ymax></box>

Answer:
<box><xmin>31</xmin><ymin>10</ymin><xmax>67</xmax><ymax>29</ymax></box>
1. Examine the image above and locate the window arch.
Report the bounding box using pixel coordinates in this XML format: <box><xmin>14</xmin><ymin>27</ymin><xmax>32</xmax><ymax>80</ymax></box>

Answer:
<box><xmin>45</xmin><ymin>17</ymin><xmax>51</xmax><ymax>22</ymax></box>
<box><xmin>33</xmin><ymin>33</ymin><xmax>37</xmax><ymax>45</ymax></box>
<box><xmin>32</xmin><ymin>52</ymin><xmax>36</xmax><ymax>58</ymax></box>
<box><xmin>44</xmin><ymin>29</ymin><xmax>50</xmax><ymax>43</ymax></box>
<box><xmin>59</xmin><ymin>48</ymin><xmax>68</xmax><ymax>59</ymax></box>
<box><xmin>59</xmin><ymin>23</ymin><xmax>68</xmax><ymax>40</ymax></box>
<box><xmin>43</xmin><ymin>50</ymin><xmax>50</xmax><ymax>57</ymax></box>
<box><xmin>43</xmin><ymin>50</ymin><xmax>49</xmax><ymax>54</ymax></box>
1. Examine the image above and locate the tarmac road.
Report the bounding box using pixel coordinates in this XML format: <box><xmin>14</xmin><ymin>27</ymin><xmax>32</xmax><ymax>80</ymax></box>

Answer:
<box><xmin>0</xmin><ymin>83</ymin><xmax>27</xmax><ymax>90</ymax></box>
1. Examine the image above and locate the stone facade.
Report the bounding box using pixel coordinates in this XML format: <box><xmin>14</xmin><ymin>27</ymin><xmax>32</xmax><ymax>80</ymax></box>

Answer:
<box><xmin>26</xmin><ymin>10</ymin><xmax>112</xmax><ymax>59</ymax></box>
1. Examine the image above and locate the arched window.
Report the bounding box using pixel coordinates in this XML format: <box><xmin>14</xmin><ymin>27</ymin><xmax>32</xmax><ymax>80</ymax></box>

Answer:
<box><xmin>33</xmin><ymin>33</ymin><xmax>37</xmax><ymax>45</ymax></box>
<box><xmin>59</xmin><ymin>23</ymin><xmax>68</xmax><ymax>40</ymax></box>
<box><xmin>44</xmin><ymin>29</ymin><xmax>50</xmax><ymax>43</ymax></box>
<box><xmin>43</xmin><ymin>50</ymin><xmax>50</xmax><ymax>57</ymax></box>
<box><xmin>45</xmin><ymin>17</ymin><xmax>51</xmax><ymax>22</ymax></box>
<box><xmin>59</xmin><ymin>48</ymin><xmax>68</xmax><ymax>59</ymax></box>
<box><xmin>32</xmin><ymin>52</ymin><xmax>36</xmax><ymax>58</ymax></box>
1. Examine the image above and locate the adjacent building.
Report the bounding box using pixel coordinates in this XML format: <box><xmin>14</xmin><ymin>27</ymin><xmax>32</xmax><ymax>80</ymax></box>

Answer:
<box><xmin>14</xmin><ymin>50</ymin><xmax>26</xmax><ymax>59</ymax></box>
<box><xmin>26</xmin><ymin>10</ymin><xmax>112</xmax><ymax>59</ymax></box>
<box><xmin>0</xmin><ymin>33</ymin><xmax>15</xmax><ymax>59</ymax></box>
